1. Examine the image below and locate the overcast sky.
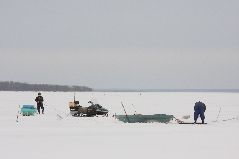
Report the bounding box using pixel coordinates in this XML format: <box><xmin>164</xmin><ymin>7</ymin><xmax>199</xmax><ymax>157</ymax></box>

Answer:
<box><xmin>0</xmin><ymin>0</ymin><xmax>238</xmax><ymax>89</ymax></box>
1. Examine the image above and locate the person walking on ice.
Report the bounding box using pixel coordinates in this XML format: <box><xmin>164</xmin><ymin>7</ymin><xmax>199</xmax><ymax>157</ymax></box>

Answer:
<box><xmin>194</xmin><ymin>101</ymin><xmax>206</xmax><ymax>124</ymax></box>
<box><xmin>35</xmin><ymin>92</ymin><xmax>44</xmax><ymax>114</ymax></box>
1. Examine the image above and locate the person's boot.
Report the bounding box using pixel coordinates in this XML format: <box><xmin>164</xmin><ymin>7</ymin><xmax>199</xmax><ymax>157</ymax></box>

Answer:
<box><xmin>202</xmin><ymin>120</ymin><xmax>204</xmax><ymax>124</ymax></box>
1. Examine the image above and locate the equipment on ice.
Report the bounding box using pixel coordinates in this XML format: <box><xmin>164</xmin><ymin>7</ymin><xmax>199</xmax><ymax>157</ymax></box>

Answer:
<box><xmin>20</xmin><ymin>105</ymin><xmax>37</xmax><ymax>116</ymax></box>
<box><xmin>114</xmin><ymin>114</ymin><xmax>174</xmax><ymax>123</ymax></box>
<box><xmin>69</xmin><ymin>99</ymin><xmax>109</xmax><ymax>117</ymax></box>
<box><xmin>117</xmin><ymin>102</ymin><xmax>174</xmax><ymax>123</ymax></box>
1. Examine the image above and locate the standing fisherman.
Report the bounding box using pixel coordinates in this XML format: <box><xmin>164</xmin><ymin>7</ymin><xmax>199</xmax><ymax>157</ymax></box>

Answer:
<box><xmin>194</xmin><ymin>101</ymin><xmax>206</xmax><ymax>123</ymax></box>
<box><xmin>35</xmin><ymin>92</ymin><xmax>44</xmax><ymax>114</ymax></box>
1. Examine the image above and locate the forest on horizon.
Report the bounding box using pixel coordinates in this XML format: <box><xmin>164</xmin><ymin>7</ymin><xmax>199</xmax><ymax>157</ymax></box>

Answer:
<box><xmin>0</xmin><ymin>81</ymin><xmax>93</xmax><ymax>92</ymax></box>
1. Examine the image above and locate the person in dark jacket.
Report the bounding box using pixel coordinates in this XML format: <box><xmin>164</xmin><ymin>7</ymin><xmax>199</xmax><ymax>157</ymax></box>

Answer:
<box><xmin>194</xmin><ymin>101</ymin><xmax>206</xmax><ymax>123</ymax></box>
<box><xmin>35</xmin><ymin>92</ymin><xmax>44</xmax><ymax>114</ymax></box>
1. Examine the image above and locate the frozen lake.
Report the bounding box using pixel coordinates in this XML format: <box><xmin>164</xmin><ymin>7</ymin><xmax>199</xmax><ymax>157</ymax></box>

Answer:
<box><xmin>0</xmin><ymin>91</ymin><xmax>239</xmax><ymax>159</ymax></box>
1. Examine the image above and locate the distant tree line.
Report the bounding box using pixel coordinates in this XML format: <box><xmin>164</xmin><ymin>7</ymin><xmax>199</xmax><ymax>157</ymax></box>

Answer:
<box><xmin>0</xmin><ymin>81</ymin><xmax>93</xmax><ymax>92</ymax></box>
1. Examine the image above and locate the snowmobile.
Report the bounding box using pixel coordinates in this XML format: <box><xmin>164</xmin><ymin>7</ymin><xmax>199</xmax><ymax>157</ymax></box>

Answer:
<box><xmin>69</xmin><ymin>100</ymin><xmax>109</xmax><ymax>117</ymax></box>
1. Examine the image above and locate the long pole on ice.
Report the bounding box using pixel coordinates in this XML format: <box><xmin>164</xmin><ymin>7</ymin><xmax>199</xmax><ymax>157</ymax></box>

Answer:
<box><xmin>215</xmin><ymin>107</ymin><xmax>221</xmax><ymax>122</ymax></box>
<box><xmin>121</xmin><ymin>102</ymin><xmax>130</xmax><ymax>123</ymax></box>
<box><xmin>132</xmin><ymin>104</ymin><xmax>137</xmax><ymax>115</ymax></box>
<box><xmin>16</xmin><ymin>105</ymin><xmax>20</xmax><ymax>122</ymax></box>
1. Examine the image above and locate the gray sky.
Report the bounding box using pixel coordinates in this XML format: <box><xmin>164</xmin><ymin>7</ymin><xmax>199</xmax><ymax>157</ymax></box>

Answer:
<box><xmin>0</xmin><ymin>0</ymin><xmax>239</xmax><ymax>89</ymax></box>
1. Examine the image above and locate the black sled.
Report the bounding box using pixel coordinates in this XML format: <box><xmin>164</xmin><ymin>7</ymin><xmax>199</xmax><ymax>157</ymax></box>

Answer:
<box><xmin>178</xmin><ymin>122</ymin><xmax>207</xmax><ymax>124</ymax></box>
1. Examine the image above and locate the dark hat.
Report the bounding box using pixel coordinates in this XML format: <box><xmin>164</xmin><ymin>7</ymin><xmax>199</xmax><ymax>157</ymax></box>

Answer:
<box><xmin>38</xmin><ymin>92</ymin><xmax>41</xmax><ymax>95</ymax></box>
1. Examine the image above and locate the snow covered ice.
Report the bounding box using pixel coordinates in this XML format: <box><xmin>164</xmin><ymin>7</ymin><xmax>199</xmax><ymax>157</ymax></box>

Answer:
<box><xmin>0</xmin><ymin>91</ymin><xmax>239</xmax><ymax>159</ymax></box>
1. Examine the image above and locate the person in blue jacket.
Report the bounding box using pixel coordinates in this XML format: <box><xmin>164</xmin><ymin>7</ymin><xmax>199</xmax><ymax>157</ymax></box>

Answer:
<box><xmin>194</xmin><ymin>101</ymin><xmax>206</xmax><ymax>123</ymax></box>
